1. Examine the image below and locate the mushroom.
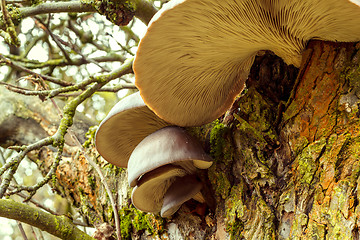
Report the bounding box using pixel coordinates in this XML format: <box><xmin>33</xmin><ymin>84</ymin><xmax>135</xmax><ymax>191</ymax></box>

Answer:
<box><xmin>95</xmin><ymin>92</ymin><xmax>169</xmax><ymax>168</ymax></box>
<box><xmin>127</xmin><ymin>126</ymin><xmax>213</xmax><ymax>187</ymax></box>
<box><xmin>131</xmin><ymin>165</ymin><xmax>188</xmax><ymax>214</ymax></box>
<box><xmin>128</xmin><ymin>126</ymin><xmax>212</xmax><ymax>216</ymax></box>
<box><xmin>161</xmin><ymin>174</ymin><xmax>203</xmax><ymax>218</ymax></box>
<box><xmin>134</xmin><ymin>0</ymin><xmax>360</xmax><ymax>126</ymax></box>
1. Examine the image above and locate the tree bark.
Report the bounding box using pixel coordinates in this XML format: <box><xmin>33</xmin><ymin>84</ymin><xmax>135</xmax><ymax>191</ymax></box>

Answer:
<box><xmin>203</xmin><ymin>40</ymin><xmax>360</xmax><ymax>239</ymax></box>
<box><xmin>2</xmin><ymin>40</ymin><xmax>360</xmax><ymax>239</ymax></box>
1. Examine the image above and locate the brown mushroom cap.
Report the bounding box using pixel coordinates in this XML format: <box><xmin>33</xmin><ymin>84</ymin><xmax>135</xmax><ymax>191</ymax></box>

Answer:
<box><xmin>134</xmin><ymin>0</ymin><xmax>360</xmax><ymax>126</ymax></box>
<box><xmin>95</xmin><ymin>92</ymin><xmax>169</xmax><ymax>168</ymax></box>
<box><xmin>131</xmin><ymin>165</ymin><xmax>188</xmax><ymax>213</ymax></box>
<box><xmin>160</xmin><ymin>174</ymin><xmax>202</xmax><ymax>218</ymax></box>
<box><xmin>127</xmin><ymin>126</ymin><xmax>213</xmax><ymax>187</ymax></box>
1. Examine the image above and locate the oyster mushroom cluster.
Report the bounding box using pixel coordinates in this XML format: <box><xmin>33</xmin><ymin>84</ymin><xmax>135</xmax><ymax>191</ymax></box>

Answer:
<box><xmin>96</xmin><ymin>0</ymin><xmax>360</xmax><ymax>217</ymax></box>
<box><xmin>95</xmin><ymin>93</ymin><xmax>213</xmax><ymax>217</ymax></box>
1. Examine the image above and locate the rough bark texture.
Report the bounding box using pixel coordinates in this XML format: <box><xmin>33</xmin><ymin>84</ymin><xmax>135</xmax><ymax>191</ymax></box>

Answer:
<box><xmin>1</xmin><ymin>40</ymin><xmax>360</xmax><ymax>239</ymax></box>
<box><xmin>203</xmin><ymin>40</ymin><xmax>360</xmax><ymax>239</ymax></box>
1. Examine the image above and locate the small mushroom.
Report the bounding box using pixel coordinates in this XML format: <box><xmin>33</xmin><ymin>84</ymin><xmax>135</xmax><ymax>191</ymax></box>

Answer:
<box><xmin>95</xmin><ymin>92</ymin><xmax>169</xmax><ymax>168</ymax></box>
<box><xmin>131</xmin><ymin>165</ymin><xmax>188</xmax><ymax>214</ymax></box>
<box><xmin>134</xmin><ymin>0</ymin><xmax>360</xmax><ymax>126</ymax></box>
<box><xmin>161</xmin><ymin>174</ymin><xmax>203</xmax><ymax>218</ymax></box>
<box><xmin>128</xmin><ymin>126</ymin><xmax>212</xmax><ymax>216</ymax></box>
<box><xmin>127</xmin><ymin>126</ymin><xmax>213</xmax><ymax>187</ymax></box>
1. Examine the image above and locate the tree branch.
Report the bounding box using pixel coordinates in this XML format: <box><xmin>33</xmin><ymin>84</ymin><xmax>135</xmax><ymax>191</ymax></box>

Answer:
<box><xmin>1</xmin><ymin>0</ymin><xmax>157</xmax><ymax>30</ymax></box>
<box><xmin>133</xmin><ymin>0</ymin><xmax>158</xmax><ymax>25</ymax></box>
<box><xmin>0</xmin><ymin>199</ymin><xmax>95</xmax><ymax>239</ymax></box>
<box><xmin>0</xmin><ymin>54</ymin><xmax>73</xmax><ymax>86</ymax></box>
<box><xmin>20</xmin><ymin>1</ymin><xmax>94</xmax><ymax>19</ymax></box>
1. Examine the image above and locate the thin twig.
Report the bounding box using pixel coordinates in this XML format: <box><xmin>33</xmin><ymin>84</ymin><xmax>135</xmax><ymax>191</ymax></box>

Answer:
<box><xmin>68</xmin><ymin>20</ymin><xmax>110</xmax><ymax>52</ymax></box>
<box><xmin>46</xmin><ymin>79</ymin><xmax>123</xmax><ymax>240</ymax></box>
<box><xmin>17</xmin><ymin>220</ymin><xmax>29</xmax><ymax>240</ymax></box>
<box><xmin>71</xmin><ymin>137</ymin><xmax>122</xmax><ymax>240</ymax></box>
<box><xmin>6</xmin><ymin>148</ymin><xmax>63</xmax><ymax>201</ymax></box>
<box><xmin>1</xmin><ymin>80</ymin><xmax>137</xmax><ymax>97</ymax></box>
<box><xmin>0</xmin><ymin>137</ymin><xmax>53</xmax><ymax>197</ymax></box>
<box><xmin>34</xmin><ymin>16</ymin><xmax>73</xmax><ymax>64</ymax></box>
<box><xmin>5</xmin><ymin>54</ymin><xmax>126</xmax><ymax>69</ymax></box>
<box><xmin>0</xmin><ymin>54</ymin><xmax>73</xmax><ymax>86</ymax></box>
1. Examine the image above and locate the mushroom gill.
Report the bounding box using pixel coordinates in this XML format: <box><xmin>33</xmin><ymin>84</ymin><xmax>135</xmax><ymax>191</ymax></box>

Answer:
<box><xmin>134</xmin><ymin>0</ymin><xmax>360</xmax><ymax>127</ymax></box>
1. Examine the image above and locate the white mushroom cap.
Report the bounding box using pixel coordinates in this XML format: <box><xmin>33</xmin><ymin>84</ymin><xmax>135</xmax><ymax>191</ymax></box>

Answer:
<box><xmin>95</xmin><ymin>92</ymin><xmax>169</xmax><ymax>168</ymax></box>
<box><xmin>127</xmin><ymin>126</ymin><xmax>213</xmax><ymax>187</ymax></box>
<box><xmin>131</xmin><ymin>165</ymin><xmax>188</xmax><ymax>213</ymax></box>
<box><xmin>134</xmin><ymin>0</ymin><xmax>360</xmax><ymax>126</ymax></box>
<box><xmin>160</xmin><ymin>174</ymin><xmax>203</xmax><ymax>218</ymax></box>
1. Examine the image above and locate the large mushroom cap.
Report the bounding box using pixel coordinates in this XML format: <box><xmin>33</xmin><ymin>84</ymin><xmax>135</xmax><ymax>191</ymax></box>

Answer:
<box><xmin>131</xmin><ymin>165</ymin><xmax>188</xmax><ymax>213</ymax></box>
<box><xmin>128</xmin><ymin>126</ymin><xmax>213</xmax><ymax>187</ymax></box>
<box><xmin>95</xmin><ymin>92</ymin><xmax>169</xmax><ymax>168</ymax></box>
<box><xmin>134</xmin><ymin>0</ymin><xmax>360</xmax><ymax>126</ymax></box>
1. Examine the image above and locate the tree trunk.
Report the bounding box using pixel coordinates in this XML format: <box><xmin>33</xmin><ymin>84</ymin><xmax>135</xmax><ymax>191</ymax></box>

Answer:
<box><xmin>201</xmin><ymin>40</ymin><xmax>360</xmax><ymax>239</ymax></box>
<box><xmin>2</xmin><ymin>40</ymin><xmax>360</xmax><ymax>239</ymax></box>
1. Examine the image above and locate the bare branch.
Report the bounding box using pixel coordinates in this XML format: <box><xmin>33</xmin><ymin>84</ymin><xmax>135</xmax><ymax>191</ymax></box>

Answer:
<box><xmin>0</xmin><ymin>137</ymin><xmax>53</xmax><ymax>197</ymax></box>
<box><xmin>6</xmin><ymin>148</ymin><xmax>63</xmax><ymax>201</ymax></box>
<box><xmin>133</xmin><ymin>0</ymin><xmax>158</xmax><ymax>25</ymax></box>
<box><xmin>1</xmin><ymin>0</ymin><xmax>157</xmax><ymax>31</ymax></box>
<box><xmin>34</xmin><ymin>17</ymin><xmax>73</xmax><ymax>64</ymax></box>
<box><xmin>0</xmin><ymin>54</ymin><xmax>73</xmax><ymax>86</ymax></box>
<box><xmin>16</xmin><ymin>220</ymin><xmax>29</xmax><ymax>240</ymax></box>
<box><xmin>1</xmin><ymin>81</ymin><xmax>137</xmax><ymax>97</ymax></box>
<box><xmin>5</xmin><ymin>54</ymin><xmax>126</xmax><ymax>69</ymax></box>
<box><xmin>20</xmin><ymin>1</ymin><xmax>94</xmax><ymax>19</ymax></box>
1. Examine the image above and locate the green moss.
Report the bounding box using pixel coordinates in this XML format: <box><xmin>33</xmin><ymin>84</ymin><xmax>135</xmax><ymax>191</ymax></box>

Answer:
<box><xmin>132</xmin><ymin>210</ymin><xmax>148</xmax><ymax>231</ymax></box>
<box><xmin>225</xmin><ymin>184</ymin><xmax>245</xmax><ymax>239</ymax></box>
<box><xmin>293</xmin><ymin>136</ymin><xmax>309</xmax><ymax>157</ymax></box>
<box><xmin>144</xmin><ymin>214</ymin><xmax>165</xmax><ymax>235</ymax></box>
<box><xmin>120</xmin><ymin>214</ymin><xmax>132</xmax><ymax>239</ymax></box>
<box><xmin>234</xmin><ymin>114</ymin><xmax>266</xmax><ymax>145</ymax></box>
<box><xmin>7</xmin><ymin>6</ymin><xmax>22</xmax><ymax>26</ymax></box>
<box><xmin>30</xmin><ymin>0</ymin><xmax>43</xmax><ymax>6</ymax></box>
<box><xmin>82</xmin><ymin>0</ymin><xmax>136</xmax><ymax>26</ymax></box>
<box><xmin>102</xmin><ymin>162</ymin><xmax>124</xmax><ymax>175</ymax></box>
<box><xmin>83</xmin><ymin>126</ymin><xmax>97</xmax><ymax>148</ymax></box>
<box><xmin>78</xmin><ymin>187</ymin><xmax>84</xmax><ymax>194</ymax></box>
<box><xmin>118</xmin><ymin>207</ymin><xmax>164</xmax><ymax>239</ymax></box>
<box><xmin>206</xmin><ymin>120</ymin><xmax>235</xmax><ymax>199</ymax></box>
<box><xmin>236</xmin><ymin>89</ymin><xmax>278</xmax><ymax>142</ymax></box>
<box><xmin>209</xmin><ymin>120</ymin><xmax>232</xmax><ymax>161</ymax></box>
<box><xmin>227</xmin><ymin>220</ymin><xmax>244</xmax><ymax>240</ymax></box>
<box><xmin>87</xmin><ymin>175</ymin><xmax>96</xmax><ymax>190</ymax></box>
<box><xmin>51</xmin><ymin>174</ymin><xmax>57</xmax><ymax>186</ymax></box>
<box><xmin>208</xmin><ymin>170</ymin><xmax>231</xmax><ymax>200</ymax></box>
<box><xmin>296</xmin><ymin>138</ymin><xmax>326</xmax><ymax>185</ymax></box>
